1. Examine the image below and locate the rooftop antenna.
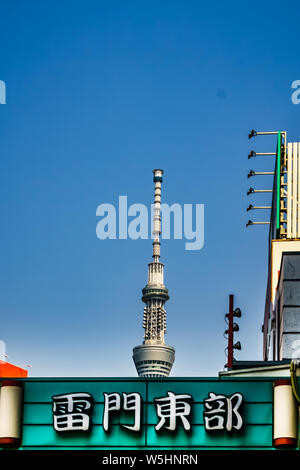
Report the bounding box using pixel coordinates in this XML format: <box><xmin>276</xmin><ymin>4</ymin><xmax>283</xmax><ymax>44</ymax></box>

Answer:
<box><xmin>246</xmin><ymin>130</ymin><xmax>287</xmax><ymax>238</ymax></box>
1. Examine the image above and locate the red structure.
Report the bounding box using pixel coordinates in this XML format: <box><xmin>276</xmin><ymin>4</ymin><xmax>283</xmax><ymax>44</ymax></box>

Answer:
<box><xmin>0</xmin><ymin>361</ymin><xmax>27</xmax><ymax>378</ymax></box>
<box><xmin>225</xmin><ymin>294</ymin><xmax>242</xmax><ymax>369</ymax></box>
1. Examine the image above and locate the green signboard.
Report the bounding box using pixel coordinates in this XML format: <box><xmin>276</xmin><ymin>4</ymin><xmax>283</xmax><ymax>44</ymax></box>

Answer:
<box><xmin>0</xmin><ymin>377</ymin><xmax>283</xmax><ymax>450</ymax></box>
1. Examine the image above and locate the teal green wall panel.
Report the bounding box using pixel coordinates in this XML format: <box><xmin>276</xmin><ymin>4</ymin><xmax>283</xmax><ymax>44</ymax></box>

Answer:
<box><xmin>146</xmin><ymin>425</ymin><xmax>273</xmax><ymax>448</ymax></box>
<box><xmin>22</xmin><ymin>425</ymin><xmax>146</xmax><ymax>447</ymax></box>
<box><xmin>21</xmin><ymin>424</ymin><xmax>272</xmax><ymax>449</ymax></box>
<box><xmin>23</xmin><ymin>402</ymin><xmax>272</xmax><ymax>428</ymax></box>
<box><xmin>24</xmin><ymin>380</ymin><xmax>147</xmax><ymax>403</ymax></box>
<box><xmin>147</xmin><ymin>381</ymin><xmax>272</xmax><ymax>402</ymax></box>
<box><xmin>146</xmin><ymin>403</ymin><xmax>272</xmax><ymax>425</ymax></box>
<box><xmin>23</xmin><ymin>404</ymin><xmax>147</xmax><ymax>426</ymax></box>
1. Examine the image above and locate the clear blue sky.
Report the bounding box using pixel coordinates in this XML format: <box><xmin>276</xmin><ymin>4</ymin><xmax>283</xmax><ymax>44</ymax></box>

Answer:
<box><xmin>0</xmin><ymin>1</ymin><xmax>300</xmax><ymax>376</ymax></box>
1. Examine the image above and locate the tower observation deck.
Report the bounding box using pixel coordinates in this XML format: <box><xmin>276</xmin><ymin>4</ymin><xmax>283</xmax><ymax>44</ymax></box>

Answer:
<box><xmin>132</xmin><ymin>169</ymin><xmax>175</xmax><ymax>377</ymax></box>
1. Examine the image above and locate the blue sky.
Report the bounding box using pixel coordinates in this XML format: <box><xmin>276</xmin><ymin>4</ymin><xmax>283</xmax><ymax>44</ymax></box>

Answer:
<box><xmin>0</xmin><ymin>1</ymin><xmax>300</xmax><ymax>376</ymax></box>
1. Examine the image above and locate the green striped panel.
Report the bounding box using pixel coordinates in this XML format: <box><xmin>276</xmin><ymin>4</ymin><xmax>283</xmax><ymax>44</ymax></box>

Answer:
<box><xmin>147</xmin><ymin>402</ymin><xmax>272</xmax><ymax>425</ymax></box>
<box><xmin>23</xmin><ymin>402</ymin><xmax>272</xmax><ymax>426</ymax></box>
<box><xmin>21</xmin><ymin>425</ymin><xmax>146</xmax><ymax>447</ymax></box>
<box><xmin>146</xmin><ymin>424</ymin><xmax>272</xmax><ymax>448</ymax></box>
<box><xmin>23</xmin><ymin>403</ymin><xmax>147</xmax><ymax>426</ymax></box>
<box><xmin>24</xmin><ymin>381</ymin><xmax>147</xmax><ymax>403</ymax></box>
<box><xmin>147</xmin><ymin>381</ymin><xmax>272</xmax><ymax>402</ymax></box>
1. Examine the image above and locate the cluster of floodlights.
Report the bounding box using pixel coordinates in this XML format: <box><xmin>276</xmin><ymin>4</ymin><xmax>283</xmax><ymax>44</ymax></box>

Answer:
<box><xmin>224</xmin><ymin>294</ymin><xmax>242</xmax><ymax>369</ymax></box>
<box><xmin>246</xmin><ymin>129</ymin><xmax>278</xmax><ymax>228</ymax></box>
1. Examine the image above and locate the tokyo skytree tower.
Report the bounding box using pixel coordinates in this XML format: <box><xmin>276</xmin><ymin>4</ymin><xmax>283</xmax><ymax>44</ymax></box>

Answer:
<box><xmin>132</xmin><ymin>169</ymin><xmax>175</xmax><ymax>377</ymax></box>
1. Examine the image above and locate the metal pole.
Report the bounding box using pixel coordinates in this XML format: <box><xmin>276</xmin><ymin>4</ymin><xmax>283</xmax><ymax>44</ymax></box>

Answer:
<box><xmin>249</xmin><ymin>221</ymin><xmax>270</xmax><ymax>224</ymax></box>
<box><xmin>254</xmin><ymin>152</ymin><xmax>276</xmax><ymax>156</ymax></box>
<box><xmin>227</xmin><ymin>294</ymin><xmax>234</xmax><ymax>369</ymax></box>
<box><xmin>256</xmin><ymin>131</ymin><xmax>282</xmax><ymax>136</ymax></box>
<box><xmin>248</xmin><ymin>152</ymin><xmax>276</xmax><ymax>159</ymax></box>
<box><xmin>253</xmin><ymin>172</ymin><xmax>275</xmax><ymax>176</ymax></box>
<box><xmin>246</xmin><ymin>221</ymin><xmax>270</xmax><ymax>226</ymax></box>
<box><xmin>251</xmin><ymin>189</ymin><xmax>273</xmax><ymax>193</ymax></box>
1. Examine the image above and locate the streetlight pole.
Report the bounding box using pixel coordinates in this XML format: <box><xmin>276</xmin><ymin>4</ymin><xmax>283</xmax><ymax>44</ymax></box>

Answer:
<box><xmin>227</xmin><ymin>294</ymin><xmax>234</xmax><ymax>369</ymax></box>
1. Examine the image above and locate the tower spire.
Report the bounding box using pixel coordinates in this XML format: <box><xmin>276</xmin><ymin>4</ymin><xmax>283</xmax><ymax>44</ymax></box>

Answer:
<box><xmin>152</xmin><ymin>169</ymin><xmax>162</xmax><ymax>262</ymax></box>
<box><xmin>132</xmin><ymin>169</ymin><xmax>175</xmax><ymax>377</ymax></box>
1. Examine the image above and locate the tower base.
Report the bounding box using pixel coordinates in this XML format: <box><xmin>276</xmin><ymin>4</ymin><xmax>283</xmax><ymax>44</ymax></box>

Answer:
<box><xmin>133</xmin><ymin>344</ymin><xmax>175</xmax><ymax>377</ymax></box>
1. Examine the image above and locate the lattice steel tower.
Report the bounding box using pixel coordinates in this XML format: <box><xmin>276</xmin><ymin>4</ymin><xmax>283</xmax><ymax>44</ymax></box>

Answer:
<box><xmin>132</xmin><ymin>169</ymin><xmax>175</xmax><ymax>377</ymax></box>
